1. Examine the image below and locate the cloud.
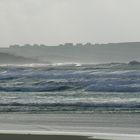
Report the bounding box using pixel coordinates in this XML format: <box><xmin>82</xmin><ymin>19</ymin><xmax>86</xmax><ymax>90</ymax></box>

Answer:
<box><xmin>0</xmin><ymin>0</ymin><xmax>140</xmax><ymax>47</ymax></box>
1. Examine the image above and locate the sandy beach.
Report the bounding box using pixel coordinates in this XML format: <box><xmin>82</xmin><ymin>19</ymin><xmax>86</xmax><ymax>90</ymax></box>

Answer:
<box><xmin>0</xmin><ymin>134</ymin><xmax>94</xmax><ymax>140</ymax></box>
<box><xmin>0</xmin><ymin>113</ymin><xmax>139</xmax><ymax>140</ymax></box>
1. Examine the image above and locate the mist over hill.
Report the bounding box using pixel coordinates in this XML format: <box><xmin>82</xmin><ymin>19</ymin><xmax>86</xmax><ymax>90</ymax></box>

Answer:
<box><xmin>0</xmin><ymin>52</ymin><xmax>40</xmax><ymax>64</ymax></box>
<box><xmin>0</xmin><ymin>42</ymin><xmax>140</xmax><ymax>64</ymax></box>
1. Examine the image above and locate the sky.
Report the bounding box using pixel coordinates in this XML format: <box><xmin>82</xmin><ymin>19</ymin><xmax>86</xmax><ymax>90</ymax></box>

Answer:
<box><xmin>0</xmin><ymin>0</ymin><xmax>140</xmax><ymax>47</ymax></box>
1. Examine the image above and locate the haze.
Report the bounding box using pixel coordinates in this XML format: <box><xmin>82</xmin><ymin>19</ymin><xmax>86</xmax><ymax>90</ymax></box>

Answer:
<box><xmin>0</xmin><ymin>0</ymin><xmax>140</xmax><ymax>47</ymax></box>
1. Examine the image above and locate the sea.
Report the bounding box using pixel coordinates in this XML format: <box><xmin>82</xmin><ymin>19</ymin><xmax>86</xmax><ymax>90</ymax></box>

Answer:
<box><xmin>0</xmin><ymin>62</ymin><xmax>140</xmax><ymax>114</ymax></box>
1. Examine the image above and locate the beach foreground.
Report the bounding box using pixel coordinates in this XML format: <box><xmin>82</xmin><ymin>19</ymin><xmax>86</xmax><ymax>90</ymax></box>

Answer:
<box><xmin>0</xmin><ymin>113</ymin><xmax>139</xmax><ymax>140</ymax></box>
<box><xmin>0</xmin><ymin>134</ymin><xmax>98</xmax><ymax>140</ymax></box>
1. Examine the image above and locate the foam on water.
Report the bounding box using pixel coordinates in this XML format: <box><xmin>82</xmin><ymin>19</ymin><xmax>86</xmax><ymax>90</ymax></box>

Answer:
<box><xmin>0</xmin><ymin>62</ymin><xmax>140</xmax><ymax>113</ymax></box>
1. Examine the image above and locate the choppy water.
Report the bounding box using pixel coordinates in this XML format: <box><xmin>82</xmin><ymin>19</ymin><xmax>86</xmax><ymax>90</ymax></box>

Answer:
<box><xmin>0</xmin><ymin>63</ymin><xmax>140</xmax><ymax>113</ymax></box>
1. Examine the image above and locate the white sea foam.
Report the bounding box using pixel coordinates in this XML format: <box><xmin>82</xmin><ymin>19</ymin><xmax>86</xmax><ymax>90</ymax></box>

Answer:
<box><xmin>0</xmin><ymin>62</ymin><xmax>140</xmax><ymax>113</ymax></box>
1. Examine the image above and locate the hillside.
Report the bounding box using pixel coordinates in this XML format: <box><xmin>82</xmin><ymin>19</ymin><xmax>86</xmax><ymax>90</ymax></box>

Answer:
<box><xmin>0</xmin><ymin>52</ymin><xmax>40</xmax><ymax>64</ymax></box>
<box><xmin>0</xmin><ymin>42</ymin><xmax>140</xmax><ymax>64</ymax></box>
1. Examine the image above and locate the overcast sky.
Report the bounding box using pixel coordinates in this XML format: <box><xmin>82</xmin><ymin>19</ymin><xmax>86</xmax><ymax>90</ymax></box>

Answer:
<box><xmin>0</xmin><ymin>0</ymin><xmax>140</xmax><ymax>47</ymax></box>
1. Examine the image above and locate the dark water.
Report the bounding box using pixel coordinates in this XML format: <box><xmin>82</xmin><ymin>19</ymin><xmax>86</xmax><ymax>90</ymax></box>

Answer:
<box><xmin>0</xmin><ymin>63</ymin><xmax>140</xmax><ymax>113</ymax></box>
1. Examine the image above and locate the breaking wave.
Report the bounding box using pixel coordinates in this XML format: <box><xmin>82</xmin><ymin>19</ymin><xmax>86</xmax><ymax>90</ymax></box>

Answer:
<box><xmin>0</xmin><ymin>62</ymin><xmax>140</xmax><ymax>92</ymax></box>
<box><xmin>0</xmin><ymin>62</ymin><xmax>140</xmax><ymax>113</ymax></box>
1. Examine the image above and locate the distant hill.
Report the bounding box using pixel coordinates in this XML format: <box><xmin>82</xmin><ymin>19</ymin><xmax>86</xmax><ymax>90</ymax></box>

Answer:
<box><xmin>0</xmin><ymin>52</ymin><xmax>40</xmax><ymax>64</ymax></box>
<box><xmin>0</xmin><ymin>42</ymin><xmax>140</xmax><ymax>64</ymax></box>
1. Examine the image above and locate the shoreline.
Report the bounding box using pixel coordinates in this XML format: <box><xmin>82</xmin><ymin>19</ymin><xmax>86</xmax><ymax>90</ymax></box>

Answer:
<box><xmin>0</xmin><ymin>130</ymin><xmax>103</xmax><ymax>140</ymax></box>
<box><xmin>0</xmin><ymin>130</ymin><xmax>140</xmax><ymax>140</ymax></box>
<box><xmin>0</xmin><ymin>134</ymin><xmax>92</xmax><ymax>140</ymax></box>
<box><xmin>0</xmin><ymin>113</ymin><xmax>139</xmax><ymax>140</ymax></box>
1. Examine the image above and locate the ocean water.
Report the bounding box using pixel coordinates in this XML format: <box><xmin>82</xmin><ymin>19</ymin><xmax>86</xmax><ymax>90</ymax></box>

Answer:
<box><xmin>0</xmin><ymin>62</ymin><xmax>140</xmax><ymax>113</ymax></box>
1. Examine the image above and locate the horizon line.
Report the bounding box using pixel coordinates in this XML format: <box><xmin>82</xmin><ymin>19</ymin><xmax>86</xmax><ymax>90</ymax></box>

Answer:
<box><xmin>1</xmin><ymin>41</ymin><xmax>140</xmax><ymax>48</ymax></box>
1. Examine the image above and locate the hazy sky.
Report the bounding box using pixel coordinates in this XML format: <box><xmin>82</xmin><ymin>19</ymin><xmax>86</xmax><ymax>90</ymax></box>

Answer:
<box><xmin>0</xmin><ymin>0</ymin><xmax>140</xmax><ymax>47</ymax></box>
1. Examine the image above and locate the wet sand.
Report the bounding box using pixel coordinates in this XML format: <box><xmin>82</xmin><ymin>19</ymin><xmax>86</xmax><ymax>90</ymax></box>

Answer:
<box><xmin>0</xmin><ymin>134</ymin><xmax>96</xmax><ymax>140</ymax></box>
<box><xmin>0</xmin><ymin>113</ymin><xmax>139</xmax><ymax>140</ymax></box>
